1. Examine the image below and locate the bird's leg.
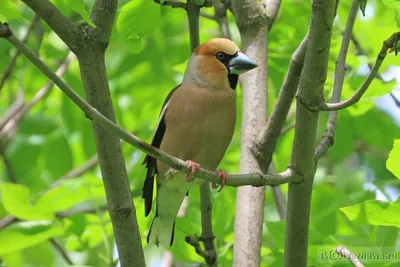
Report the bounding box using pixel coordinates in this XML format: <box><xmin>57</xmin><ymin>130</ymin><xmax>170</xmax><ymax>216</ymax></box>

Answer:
<box><xmin>185</xmin><ymin>160</ymin><xmax>201</xmax><ymax>182</ymax></box>
<box><xmin>212</xmin><ymin>170</ymin><xmax>228</xmax><ymax>192</ymax></box>
<box><xmin>165</xmin><ymin>168</ymin><xmax>179</xmax><ymax>181</ymax></box>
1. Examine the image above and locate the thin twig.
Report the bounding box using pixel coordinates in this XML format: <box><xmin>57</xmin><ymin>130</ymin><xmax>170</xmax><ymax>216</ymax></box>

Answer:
<box><xmin>315</xmin><ymin>0</ymin><xmax>359</xmax><ymax>161</ymax></box>
<box><xmin>49</xmin><ymin>238</ymin><xmax>74</xmax><ymax>265</ymax></box>
<box><xmin>0</xmin><ymin>215</ymin><xmax>18</xmax><ymax>229</ymax></box>
<box><xmin>199</xmin><ymin>183</ymin><xmax>217</xmax><ymax>266</ymax></box>
<box><xmin>212</xmin><ymin>0</ymin><xmax>232</xmax><ymax>39</ymax></box>
<box><xmin>185</xmin><ymin>236</ymin><xmax>211</xmax><ymax>259</ymax></box>
<box><xmin>186</xmin><ymin>2</ymin><xmax>217</xmax><ymax>265</ymax></box>
<box><xmin>320</xmin><ymin>31</ymin><xmax>400</xmax><ymax>111</ymax></box>
<box><xmin>154</xmin><ymin>0</ymin><xmax>187</xmax><ymax>9</ymax></box>
<box><xmin>0</xmin><ymin>15</ymin><xmax>40</xmax><ymax>92</ymax></box>
<box><xmin>252</xmin><ymin>34</ymin><xmax>308</xmax><ymax>174</ymax></box>
<box><xmin>334</xmin><ymin>245</ymin><xmax>365</xmax><ymax>267</ymax></box>
<box><xmin>1</xmin><ymin>153</ymin><xmax>17</xmax><ymax>183</ymax></box>
<box><xmin>0</xmin><ymin>23</ymin><xmax>297</xmax><ymax>189</ymax></box>
<box><xmin>269</xmin><ymin>164</ymin><xmax>286</xmax><ymax>220</ymax></box>
<box><xmin>0</xmin><ymin>52</ymin><xmax>75</xmax><ymax>133</ymax></box>
<box><xmin>200</xmin><ymin>11</ymin><xmax>216</xmax><ymax>20</ymax></box>
<box><xmin>280</xmin><ymin>123</ymin><xmax>295</xmax><ymax>135</ymax></box>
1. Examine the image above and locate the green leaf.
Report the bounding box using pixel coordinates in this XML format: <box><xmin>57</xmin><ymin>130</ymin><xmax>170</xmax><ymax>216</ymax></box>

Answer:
<box><xmin>0</xmin><ymin>184</ymin><xmax>54</xmax><ymax>220</ymax></box>
<box><xmin>382</xmin><ymin>0</ymin><xmax>400</xmax><ymax>9</ymax></box>
<box><xmin>340</xmin><ymin>199</ymin><xmax>400</xmax><ymax>227</ymax></box>
<box><xmin>360</xmin><ymin>0</ymin><xmax>367</xmax><ymax>16</ymax></box>
<box><xmin>387</xmin><ymin>139</ymin><xmax>400</xmax><ymax>178</ymax></box>
<box><xmin>396</xmin><ymin>9</ymin><xmax>400</xmax><ymax>27</ymax></box>
<box><xmin>66</xmin><ymin>0</ymin><xmax>96</xmax><ymax>27</ymax></box>
<box><xmin>116</xmin><ymin>0</ymin><xmax>161</xmax><ymax>53</ymax></box>
<box><xmin>19</xmin><ymin>115</ymin><xmax>58</xmax><ymax>135</ymax></box>
<box><xmin>36</xmin><ymin>176</ymin><xmax>105</xmax><ymax>213</ymax></box>
<box><xmin>0</xmin><ymin>221</ymin><xmax>63</xmax><ymax>255</ymax></box>
<box><xmin>43</xmin><ymin>133</ymin><xmax>73</xmax><ymax>179</ymax></box>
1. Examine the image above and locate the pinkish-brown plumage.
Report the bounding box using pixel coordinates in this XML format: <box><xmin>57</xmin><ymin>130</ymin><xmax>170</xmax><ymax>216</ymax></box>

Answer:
<box><xmin>143</xmin><ymin>38</ymin><xmax>257</xmax><ymax>247</ymax></box>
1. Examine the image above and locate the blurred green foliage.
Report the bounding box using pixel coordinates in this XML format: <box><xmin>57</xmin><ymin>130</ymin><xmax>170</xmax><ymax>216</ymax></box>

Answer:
<box><xmin>0</xmin><ymin>0</ymin><xmax>400</xmax><ymax>266</ymax></box>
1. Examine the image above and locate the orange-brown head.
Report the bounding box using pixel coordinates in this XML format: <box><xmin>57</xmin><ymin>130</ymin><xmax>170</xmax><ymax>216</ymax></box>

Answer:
<box><xmin>182</xmin><ymin>38</ymin><xmax>257</xmax><ymax>90</ymax></box>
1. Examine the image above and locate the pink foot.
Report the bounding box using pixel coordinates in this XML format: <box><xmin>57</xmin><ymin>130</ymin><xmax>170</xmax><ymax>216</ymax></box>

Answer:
<box><xmin>212</xmin><ymin>170</ymin><xmax>228</xmax><ymax>192</ymax></box>
<box><xmin>185</xmin><ymin>160</ymin><xmax>200</xmax><ymax>182</ymax></box>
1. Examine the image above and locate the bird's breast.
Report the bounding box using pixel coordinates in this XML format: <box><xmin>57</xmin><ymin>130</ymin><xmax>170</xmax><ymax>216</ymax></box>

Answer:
<box><xmin>158</xmin><ymin>86</ymin><xmax>236</xmax><ymax>178</ymax></box>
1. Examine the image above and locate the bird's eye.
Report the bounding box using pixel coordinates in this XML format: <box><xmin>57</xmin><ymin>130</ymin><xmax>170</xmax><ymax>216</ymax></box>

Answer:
<box><xmin>216</xmin><ymin>52</ymin><xmax>226</xmax><ymax>60</ymax></box>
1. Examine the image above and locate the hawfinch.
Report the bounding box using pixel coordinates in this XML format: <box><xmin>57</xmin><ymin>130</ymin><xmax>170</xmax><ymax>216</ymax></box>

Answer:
<box><xmin>142</xmin><ymin>38</ymin><xmax>257</xmax><ymax>247</ymax></box>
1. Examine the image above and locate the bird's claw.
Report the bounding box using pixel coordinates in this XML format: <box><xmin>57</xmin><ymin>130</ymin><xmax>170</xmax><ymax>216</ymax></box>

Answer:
<box><xmin>185</xmin><ymin>160</ymin><xmax>200</xmax><ymax>182</ymax></box>
<box><xmin>212</xmin><ymin>170</ymin><xmax>228</xmax><ymax>192</ymax></box>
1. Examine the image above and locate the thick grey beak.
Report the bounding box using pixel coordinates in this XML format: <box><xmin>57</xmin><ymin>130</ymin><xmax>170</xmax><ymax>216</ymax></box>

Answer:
<box><xmin>228</xmin><ymin>51</ymin><xmax>257</xmax><ymax>75</ymax></box>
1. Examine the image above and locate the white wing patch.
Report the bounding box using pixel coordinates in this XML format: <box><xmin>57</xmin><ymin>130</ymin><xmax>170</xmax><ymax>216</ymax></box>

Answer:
<box><xmin>151</xmin><ymin>100</ymin><xmax>169</xmax><ymax>140</ymax></box>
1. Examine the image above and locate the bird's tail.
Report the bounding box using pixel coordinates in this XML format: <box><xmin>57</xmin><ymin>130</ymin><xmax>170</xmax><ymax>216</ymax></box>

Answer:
<box><xmin>147</xmin><ymin>216</ymin><xmax>175</xmax><ymax>247</ymax></box>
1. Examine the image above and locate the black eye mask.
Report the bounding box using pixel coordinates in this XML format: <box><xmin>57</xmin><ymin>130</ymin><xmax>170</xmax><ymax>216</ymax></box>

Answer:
<box><xmin>215</xmin><ymin>51</ymin><xmax>239</xmax><ymax>90</ymax></box>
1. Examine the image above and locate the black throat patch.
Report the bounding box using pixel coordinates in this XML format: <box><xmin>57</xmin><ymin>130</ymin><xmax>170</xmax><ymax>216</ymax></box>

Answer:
<box><xmin>228</xmin><ymin>74</ymin><xmax>239</xmax><ymax>90</ymax></box>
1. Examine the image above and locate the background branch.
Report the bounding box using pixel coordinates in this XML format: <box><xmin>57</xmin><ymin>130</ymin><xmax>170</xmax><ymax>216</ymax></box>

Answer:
<box><xmin>0</xmin><ymin>52</ymin><xmax>74</xmax><ymax>134</ymax></box>
<box><xmin>20</xmin><ymin>0</ymin><xmax>80</xmax><ymax>49</ymax></box>
<box><xmin>185</xmin><ymin>2</ymin><xmax>217</xmax><ymax>265</ymax></box>
<box><xmin>212</xmin><ymin>0</ymin><xmax>232</xmax><ymax>39</ymax></box>
<box><xmin>315</xmin><ymin>0</ymin><xmax>359</xmax><ymax>161</ymax></box>
<box><xmin>230</xmin><ymin>0</ymin><xmax>272</xmax><ymax>265</ymax></box>
<box><xmin>0</xmin><ymin>15</ymin><xmax>39</xmax><ymax>92</ymax></box>
<box><xmin>319</xmin><ymin>31</ymin><xmax>400</xmax><ymax>111</ymax></box>
<box><xmin>49</xmin><ymin>238</ymin><xmax>74</xmax><ymax>265</ymax></box>
<box><xmin>334</xmin><ymin>245</ymin><xmax>365</xmax><ymax>267</ymax></box>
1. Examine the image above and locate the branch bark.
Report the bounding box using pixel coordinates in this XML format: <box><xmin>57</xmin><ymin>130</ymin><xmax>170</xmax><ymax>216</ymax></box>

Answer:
<box><xmin>284</xmin><ymin>1</ymin><xmax>336</xmax><ymax>267</ymax></box>
<box><xmin>252</xmin><ymin>34</ymin><xmax>308</xmax><ymax>174</ymax></box>
<box><xmin>315</xmin><ymin>0</ymin><xmax>359</xmax><ymax>161</ymax></box>
<box><xmin>17</xmin><ymin>0</ymin><xmax>146</xmax><ymax>265</ymax></box>
<box><xmin>230</xmin><ymin>0</ymin><xmax>271</xmax><ymax>266</ymax></box>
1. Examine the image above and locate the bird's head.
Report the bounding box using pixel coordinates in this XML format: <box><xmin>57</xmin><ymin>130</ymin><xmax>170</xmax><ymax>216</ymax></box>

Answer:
<box><xmin>182</xmin><ymin>38</ymin><xmax>257</xmax><ymax>90</ymax></box>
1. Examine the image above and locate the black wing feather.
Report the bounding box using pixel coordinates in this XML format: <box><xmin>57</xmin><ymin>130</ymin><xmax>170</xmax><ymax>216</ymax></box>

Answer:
<box><xmin>142</xmin><ymin>85</ymin><xmax>181</xmax><ymax>217</ymax></box>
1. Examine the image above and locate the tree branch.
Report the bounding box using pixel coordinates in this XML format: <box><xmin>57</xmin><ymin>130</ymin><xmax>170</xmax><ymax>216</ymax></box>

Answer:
<box><xmin>315</xmin><ymin>0</ymin><xmax>359</xmax><ymax>161</ymax></box>
<box><xmin>212</xmin><ymin>0</ymin><xmax>232</xmax><ymax>39</ymax></box>
<box><xmin>49</xmin><ymin>238</ymin><xmax>74</xmax><ymax>265</ymax></box>
<box><xmin>231</xmin><ymin>0</ymin><xmax>271</xmax><ymax>265</ymax></box>
<box><xmin>264</xmin><ymin>0</ymin><xmax>281</xmax><ymax>29</ymax></box>
<box><xmin>252</xmin><ymin>33</ymin><xmax>308</xmax><ymax>174</ymax></box>
<box><xmin>284</xmin><ymin>1</ymin><xmax>336</xmax><ymax>267</ymax></box>
<box><xmin>90</xmin><ymin>0</ymin><xmax>117</xmax><ymax>43</ymax></box>
<box><xmin>0</xmin><ymin>23</ymin><xmax>297</xmax><ymax>188</ymax></box>
<box><xmin>20</xmin><ymin>0</ymin><xmax>80</xmax><ymax>50</ymax></box>
<box><xmin>185</xmin><ymin>2</ymin><xmax>218</xmax><ymax>265</ymax></box>
<box><xmin>319</xmin><ymin>31</ymin><xmax>400</xmax><ymax>111</ymax></box>
<box><xmin>185</xmin><ymin>235</ymin><xmax>212</xmax><ymax>259</ymax></box>
<box><xmin>1</xmin><ymin>152</ymin><xmax>17</xmax><ymax>183</ymax></box>
<box><xmin>334</xmin><ymin>245</ymin><xmax>365</xmax><ymax>267</ymax></box>
<box><xmin>0</xmin><ymin>15</ymin><xmax>39</xmax><ymax>92</ymax></box>
<box><xmin>154</xmin><ymin>0</ymin><xmax>187</xmax><ymax>9</ymax></box>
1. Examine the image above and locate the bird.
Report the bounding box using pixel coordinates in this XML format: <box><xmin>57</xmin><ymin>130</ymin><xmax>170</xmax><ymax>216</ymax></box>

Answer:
<box><xmin>142</xmin><ymin>38</ymin><xmax>257</xmax><ymax>248</ymax></box>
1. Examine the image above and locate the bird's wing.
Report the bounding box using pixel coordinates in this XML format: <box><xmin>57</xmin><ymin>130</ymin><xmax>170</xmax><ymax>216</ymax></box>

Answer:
<box><xmin>142</xmin><ymin>85</ymin><xmax>181</xmax><ymax>217</ymax></box>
